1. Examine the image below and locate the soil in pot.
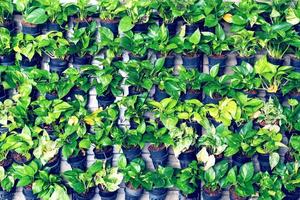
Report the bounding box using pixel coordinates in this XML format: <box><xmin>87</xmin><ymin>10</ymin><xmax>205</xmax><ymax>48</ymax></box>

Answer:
<box><xmin>148</xmin><ymin>144</ymin><xmax>169</xmax><ymax>169</ymax></box>
<box><xmin>181</xmin><ymin>89</ymin><xmax>202</xmax><ymax>101</ymax></box>
<box><xmin>0</xmin><ymin>153</ymin><xmax>13</xmax><ymax>170</ymax></box>
<box><xmin>149</xmin><ymin>188</ymin><xmax>168</xmax><ymax>200</ymax></box>
<box><xmin>208</xmin><ymin>55</ymin><xmax>227</xmax><ymax>75</ymax></box>
<box><xmin>0</xmin><ymin>53</ymin><xmax>15</xmax><ymax>66</ymax></box>
<box><xmin>21</xmin><ymin>20</ymin><xmax>41</xmax><ymax>36</ymax></box>
<box><xmin>45</xmin><ymin>153</ymin><xmax>61</xmax><ymax>174</ymax></box>
<box><xmin>182</xmin><ymin>54</ymin><xmax>203</xmax><ymax>71</ymax></box>
<box><xmin>67</xmin><ymin>150</ymin><xmax>87</xmax><ymax>171</ymax></box>
<box><xmin>236</xmin><ymin>55</ymin><xmax>256</xmax><ymax>66</ymax></box>
<box><xmin>257</xmin><ymin>154</ymin><xmax>271</xmax><ymax>172</ymax></box>
<box><xmin>282</xmin><ymin>187</ymin><xmax>300</xmax><ymax>200</ymax></box>
<box><xmin>0</xmin><ymin>187</ymin><xmax>15</xmax><ymax>200</ymax></box>
<box><xmin>98</xmin><ymin>186</ymin><xmax>118</xmax><ymax>200</ymax></box>
<box><xmin>231</xmin><ymin>153</ymin><xmax>251</xmax><ymax>168</ymax></box>
<box><xmin>49</xmin><ymin>58</ymin><xmax>68</xmax><ymax>75</ymax></box>
<box><xmin>97</xmin><ymin>92</ymin><xmax>116</xmax><ymax>108</ymax></box>
<box><xmin>203</xmin><ymin>93</ymin><xmax>222</xmax><ymax>104</ymax></box>
<box><xmin>128</xmin><ymin>86</ymin><xmax>146</xmax><ymax>96</ymax></box>
<box><xmin>125</xmin><ymin>183</ymin><xmax>144</xmax><ymax>200</ymax></box>
<box><xmin>229</xmin><ymin>187</ymin><xmax>248</xmax><ymax>200</ymax></box>
<box><xmin>154</xmin><ymin>86</ymin><xmax>169</xmax><ymax>102</ymax></box>
<box><xmin>202</xmin><ymin>187</ymin><xmax>222</xmax><ymax>200</ymax></box>
<box><xmin>178</xmin><ymin>147</ymin><xmax>197</xmax><ymax>169</ymax></box>
<box><xmin>133</xmin><ymin>22</ymin><xmax>150</xmax><ymax>33</ymax></box>
<box><xmin>267</xmin><ymin>55</ymin><xmax>284</xmax><ymax>66</ymax></box>
<box><xmin>122</xmin><ymin>146</ymin><xmax>142</xmax><ymax>162</ymax></box>
<box><xmin>23</xmin><ymin>185</ymin><xmax>39</xmax><ymax>200</ymax></box>
<box><xmin>11</xmin><ymin>152</ymin><xmax>32</xmax><ymax>165</ymax></box>
<box><xmin>72</xmin><ymin>187</ymin><xmax>95</xmax><ymax>200</ymax></box>
<box><xmin>100</xmin><ymin>18</ymin><xmax>120</xmax><ymax>36</ymax></box>
<box><xmin>242</xmin><ymin>89</ymin><xmax>258</xmax><ymax>98</ymax></box>
<box><xmin>290</xmin><ymin>56</ymin><xmax>300</xmax><ymax>72</ymax></box>
<box><xmin>94</xmin><ymin>146</ymin><xmax>114</xmax><ymax>166</ymax></box>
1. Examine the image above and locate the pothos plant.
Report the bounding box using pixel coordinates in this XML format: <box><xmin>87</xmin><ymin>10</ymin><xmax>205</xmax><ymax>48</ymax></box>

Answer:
<box><xmin>120</xmin><ymin>31</ymin><xmax>149</xmax><ymax>58</ymax></box>
<box><xmin>152</xmin><ymin>0</ymin><xmax>183</xmax><ymax>24</ymax></box>
<box><xmin>72</xmin><ymin>0</ymin><xmax>98</xmax><ymax>22</ymax></box>
<box><xmin>98</xmin><ymin>0</ymin><xmax>126</xmax><ymax>21</ymax></box>
<box><xmin>254</xmin><ymin>56</ymin><xmax>292</xmax><ymax>94</ymax></box>
<box><xmin>0</xmin><ymin>0</ymin><xmax>13</xmax><ymax>25</ymax></box>
<box><xmin>0</xmin><ymin>27</ymin><xmax>13</xmax><ymax>57</ymax></box>
<box><xmin>0</xmin><ymin>166</ymin><xmax>15</xmax><ymax>193</ymax></box>
<box><xmin>284</xmin><ymin>99</ymin><xmax>300</xmax><ymax>133</ymax></box>
<box><xmin>257</xmin><ymin>172</ymin><xmax>284</xmax><ymax>200</ymax></box>
<box><xmin>182</xmin><ymin>0</ymin><xmax>205</xmax><ymax>25</ymax></box>
<box><xmin>230</xmin><ymin>30</ymin><xmax>258</xmax><ymax>58</ymax></box>
<box><xmin>13</xmin><ymin>33</ymin><xmax>42</xmax><ymax>61</ymax></box>
<box><xmin>282</xmin><ymin>71</ymin><xmax>300</xmax><ymax>97</ymax></box>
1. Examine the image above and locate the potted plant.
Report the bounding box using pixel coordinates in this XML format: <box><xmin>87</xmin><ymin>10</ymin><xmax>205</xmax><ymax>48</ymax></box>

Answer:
<box><xmin>256</xmin><ymin>172</ymin><xmax>284</xmax><ymax>200</ymax></box>
<box><xmin>200</xmin><ymin>160</ymin><xmax>229</xmax><ymax>200</ymax></box>
<box><xmin>290</xmin><ymin>45</ymin><xmax>300</xmax><ymax>71</ymax></box>
<box><xmin>175</xmin><ymin>161</ymin><xmax>200</xmax><ymax>200</ymax></box>
<box><xmin>119</xmin><ymin>0</ymin><xmax>154</xmax><ymax>33</ymax></box>
<box><xmin>63</xmin><ymin>161</ymin><xmax>102</xmax><ymax>200</ymax></box>
<box><xmin>0</xmin><ymin>166</ymin><xmax>15</xmax><ymax>200</ymax></box>
<box><xmin>118</xmin><ymin>156</ymin><xmax>146</xmax><ymax>200</ymax></box>
<box><xmin>283</xmin><ymin>99</ymin><xmax>300</xmax><ymax>139</ymax></box>
<box><xmin>11</xmin><ymin>160</ymin><xmax>40</xmax><ymax>200</ymax></box>
<box><xmin>71</xmin><ymin>0</ymin><xmax>98</xmax><ymax>28</ymax></box>
<box><xmin>274</xmin><ymin>162</ymin><xmax>300</xmax><ymax>200</ymax></box>
<box><xmin>37</xmin><ymin>31</ymin><xmax>70</xmax><ymax>74</ymax></box>
<box><xmin>98</xmin><ymin>0</ymin><xmax>126</xmax><ymax>36</ymax></box>
<box><xmin>13</xmin><ymin>0</ymin><xmax>48</xmax><ymax>36</ymax></box>
<box><xmin>0</xmin><ymin>132</ymin><xmax>13</xmax><ymax>170</ymax></box>
<box><xmin>254</xmin><ymin>56</ymin><xmax>292</xmax><ymax>99</ymax></box>
<box><xmin>0</xmin><ymin>27</ymin><xmax>15</xmax><ymax>66</ymax></box>
<box><xmin>13</xmin><ymin>33</ymin><xmax>42</xmax><ymax>68</ymax></box>
<box><xmin>282</xmin><ymin>72</ymin><xmax>300</xmax><ymax>100</ymax></box>
<box><xmin>147</xmin><ymin>24</ymin><xmax>178</xmax><ymax>68</ymax></box>
<box><xmin>201</xmin><ymin>25</ymin><xmax>230</xmax><ymax>74</ymax></box>
<box><xmin>223</xmin><ymin>162</ymin><xmax>260</xmax><ymax>200</ymax></box>
<box><xmin>32</xmin><ymin>170</ymin><xmax>69</xmax><ymax>199</ymax></box>
<box><xmin>286</xmin><ymin>135</ymin><xmax>300</xmax><ymax>162</ymax></box>
<box><xmin>69</xmin><ymin>21</ymin><xmax>99</xmax><ymax>66</ymax></box>
<box><xmin>230</xmin><ymin>30</ymin><xmax>258</xmax><ymax>65</ymax></box>
<box><xmin>0</xmin><ymin>0</ymin><xmax>14</xmax><ymax>30</ymax></box>
<box><xmin>142</xmin><ymin>166</ymin><xmax>175</xmax><ymax>200</ymax></box>
<box><xmin>230</xmin><ymin>63</ymin><xmax>261</xmax><ymax>98</ymax></box>
<box><xmin>94</xmin><ymin>161</ymin><xmax>123</xmax><ymax>200</ymax></box>
<box><xmin>121</xmin><ymin>32</ymin><xmax>148</xmax><ymax>62</ymax></box>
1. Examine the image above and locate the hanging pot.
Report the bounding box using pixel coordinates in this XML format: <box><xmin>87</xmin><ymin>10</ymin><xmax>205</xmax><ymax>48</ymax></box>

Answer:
<box><xmin>148</xmin><ymin>144</ymin><xmax>169</xmax><ymax>169</ymax></box>
<box><xmin>125</xmin><ymin>185</ymin><xmax>143</xmax><ymax>200</ymax></box>
<box><xmin>45</xmin><ymin>21</ymin><xmax>65</xmax><ymax>32</ymax></box>
<box><xmin>0</xmin><ymin>86</ymin><xmax>7</xmax><ymax>102</ymax></box>
<box><xmin>154</xmin><ymin>86</ymin><xmax>169</xmax><ymax>101</ymax></box>
<box><xmin>185</xmin><ymin>22</ymin><xmax>202</xmax><ymax>36</ymax></box>
<box><xmin>67</xmin><ymin>150</ymin><xmax>87</xmax><ymax>171</ymax></box>
<box><xmin>122</xmin><ymin>146</ymin><xmax>142</xmax><ymax>162</ymax></box>
<box><xmin>72</xmin><ymin>55</ymin><xmax>92</xmax><ymax>69</ymax></box>
<box><xmin>289</xmin><ymin>91</ymin><xmax>300</xmax><ymax>102</ymax></box>
<box><xmin>202</xmin><ymin>187</ymin><xmax>222</xmax><ymax>200</ymax></box>
<box><xmin>73</xmin><ymin>17</ymin><xmax>93</xmax><ymax>28</ymax></box>
<box><xmin>282</xmin><ymin>187</ymin><xmax>300</xmax><ymax>200</ymax></box>
<box><xmin>267</xmin><ymin>54</ymin><xmax>284</xmax><ymax>66</ymax></box>
<box><xmin>72</xmin><ymin>187</ymin><xmax>95</xmax><ymax>200</ymax></box>
<box><xmin>65</xmin><ymin>87</ymin><xmax>87</xmax><ymax>102</ymax></box>
<box><xmin>94</xmin><ymin>146</ymin><xmax>114</xmax><ymax>166</ymax></box>
<box><xmin>133</xmin><ymin>23</ymin><xmax>150</xmax><ymax>33</ymax></box>
<box><xmin>97</xmin><ymin>92</ymin><xmax>116</xmax><ymax>108</ymax></box>
<box><xmin>0</xmin><ymin>187</ymin><xmax>15</xmax><ymax>200</ymax></box>
<box><xmin>149</xmin><ymin>188</ymin><xmax>168</xmax><ymax>200</ymax></box>
<box><xmin>265</xmin><ymin>92</ymin><xmax>284</xmax><ymax>102</ymax></box>
<box><xmin>23</xmin><ymin>185</ymin><xmax>39</xmax><ymax>200</ymax></box>
<box><xmin>178</xmin><ymin>147</ymin><xmax>197</xmax><ymax>169</ymax></box>
<box><xmin>99</xmin><ymin>187</ymin><xmax>118</xmax><ymax>200</ymax></box>
<box><xmin>0</xmin><ymin>152</ymin><xmax>13</xmax><ymax>170</ymax></box>
<box><xmin>20</xmin><ymin>55</ymin><xmax>40</xmax><ymax>68</ymax></box>
<box><xmin>45</xmin><ymin>92</ymin><xmax>58</xmax><ymax>101</ymax></box>
<box><xmin>49</xmin><ymin>58</ymin><xmax>68</xmax><ymax>74</ymax></box>
<box><xmin>11</xmin><ymin>151</ymin><xmax>32</xmax><ymax>165</ymax></box>
<box><xmin>0</xmin><ymin>54</ymin><xmax>15</xmax><ymax>66</ymax></box>
<box><xmin>186</xmin><ymin>121</ymin><xmax>202</xmax><ymax>136</ymax></box>
<box><xmin>45</xmin><ymin>153</ymin><xmax>61</xmax><ymax>174</ymax></box>
<box><xmin>21</xmin><ymin>21</ymin><xmax>41</xmax><ymax>36</ymax></box>
<box><xmin>231</xmin><ymin>153</ymin><xmax>251</xmax><ymax>169</ymax></box>
<box><xmin>100</xmin><ymin>19</ymin><xmax>120</xmax><ymax>36</ymax></box>
<box><xmin>179</xmin><ymin>190</ymin><xmax>200</xmax><ymax>200</ymax></box>
<box><xmin>182</xmin><ymin>54</ymin><xmax>203</xmax><ymax>71</ymax></box>
<box><xmin>257</xmin><ymin>154</ymin><xmax>271</xmax><ymax>172</ymax></box>
<box><xmin>242</xmin><ymin>89</ymin><xmax>259</xmax><ymax>98</ymax></box>
<box><xmin>129</xmin><ymin>53</ymin><xmax>148</xmax><ymax>61</ymax></box>
<box><xmin>290</xmin><ymin>56</ymin><xmax>300</xmax><ymax>72</ymax></box>
<box><xmin>236</xmin><ymin>55</ymin><xmax>255</xmax><ymax>66</ymax></box>
<box><xmin>208</xmin><ymin>55</ymin><xmax>227</xmax><ymax>75</ymax></box>
<box><xmin>229</xmin><ymin>187</ymin><xmax>248</xmax><ymax>200</ymax></box>
<box><xmin>203</xmin><ymin>93</ymin><xmax>222</xmax><ymax>104</ymax></box>
<box><xmin>0</xmin><ymin>20</ymin><xmax>15</xmax><ymax>32</ymax></box>
<box><xmin>166</xmin><ymin>21</ymin><xmax>177</xmax><ymax>36</ymax></box>
<box><xmin>128</xmin><ymin>86</ymin><xmax>146</xmax><ymax>96</ymax></box>
<box><xmin>181</xmin><ymin>89</ymin><xmax>202</xmax><ymax>101</ymax></box>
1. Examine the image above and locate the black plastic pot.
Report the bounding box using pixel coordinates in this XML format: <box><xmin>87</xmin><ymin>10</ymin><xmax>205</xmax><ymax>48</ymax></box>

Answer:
<box><xmin>295</xmin><ymin>24</ymin><xmax>300</xmax><ymax>35</ymax></box>
<box><xmin>149</xmin><ymin>188</ymin><xmax>168</xmax><ymax>200</ymax></box>
<box><xmin>99</xmin><ymin>188</ymin><xmax>118</xmax><ymax>200</ymax></box>
<box><xmin>0</xmin><ymin>153</ymin><xmax>12</xmax><ymax>170</ymax></box>
<box><xmin>282</xmin><ymin>187</ymin><xmax>300</xmax><ymax>200</ymax></box>
<box><xmin>185</xmin><ymin>22</ymin><xmax>202</xmax><ymax>36</ymax></box>
<box><xmin>229</xmin><ymin>187</ymin><xmax>248</xmax><ymax>200</ymax></box>
<box><xmin>100</xmin><ymin>19</ymin><xmax>119</xmax><ymax>36</ymax></box>
<box><xmin>182</xmin><ymin>54</ymin><xmax>203</xmax><ymax>71</ymax></box>
<box><xmin>11</xmin><ymin>152</ymin><xmax>32</xmax><ymax>165</ymax></box>
<box><xmin>128</xmin><ymin>86</ymin><xmax>146</xmax><ymax>96</ymax></box>
<box><xmin>43</xmin><ymin>125</ymin><xmax>58</xmax><ymax>140</ymax></box>
<box><xmin>290</xmin><ymin>56</ymin><xmax>300</xmax><ymax>72</ymax></box>
<box><xmin>179</xmin><ymin>190</ymin><xmax>200</xmax><ymax>200</ymax></box>
<box><xmin>129</xmin><ymin>53</ymin><xmax>148</xmax><ymax>61</ymax></box>
<box><xmin>97</xmin><ymin>92</ymin><xmax>116</xmax><ymax>108</ymax></box>
<box><xmin>148</xmin><ymin>145</ymin><xmax>169</xmax><ymax>169</ymax></box>
<box><xmin>125</xmin><ymin>186</ymin><xmax>143</xmax><ymax>200</ymax></box>
<box><xmin>232</xmin><ymin>153</ymin><xmax>251</xmax><ymax>168</ymax></box>
<box><xmin>0</xmin><ymin>188</ymin><xmax>15</xmax><ymax>200</ymax></box>
<box><xmin>21</xmin><ymin>22</ymin><xmax>41</xmax><ymax>36</ymax></box>
<box><xmin>122</xmin><ymin>146</ymin><xmax>142</xmax><ymax>162</ymax></box>
<box><xmin>265</xmin><ymin>92</ymin><xmax>284</xmax><ymax>102</ymax></box>
<box><xmin>20</xmin><ymin>56</ymin><xmax>39</xmax><ymax>68</ymax></box>
<box><xmin>186</xmin><ymin>121</ymin><xmax>202</xmax><ymax>136</ymax></box>
<box><xmin>0</xmin><ymin>54</ymin><xmax>15</xmax><ymax>66</ymax></box>
<box><xmin>72</xmin><ymin>187</ymin><xmax>95</xmax><ymax>200</ymax></box>
<box><xmin>178</xmin><ymin>148</ymin><xmax>197</xmax><ymax>169</ymax></box>
<box><xmin>154</xmin><ymin>86</ymin><xmax>169</xmax><ymax>101</ymax></box>
<box><xmin>49</xmin><ymin>58</ymin><xmax>68</xmax><ymax>74</ymax></box>
<box><xmin>202</xmin><ymin>188</ymin><xmax>222</xmax><ymax>200</ymax></box>
<box><xmin>133</xmin><ymin>23</ymin><xmax>149</xmax><ymax>33</ymax></box>
<box><xmin>236</xmin><ymin>55</ymin><xmax>256</xmax><ymax>66</ymax></box>
<box><xmin>163</xmin><ymin>54</ymin><xmax>176</xmax><ymax>68</ymax></box>
<box><xmin>72</xmin><ymin>55</ymin><xmax>92</xmax><ymax>66</ymax></box>
<box><xmin>208</xmin><ymin>55</ymin><xmax>227</xmax><ymax>75</ymax></box>
<box><xmin>203</xmin><ymin>95</ymin><xmax>222</xmax><ymax>104</ymax></box>
<box><xmin>66</xmin><ymin>87</ymin><xmax>87</xmax><ymax>102</ymax></box>
<box><xmin>94</xmin><ymin>146</ymin><xmax>114</xmax><ymax>166</ymax></box>
<box><xmin>0</xmin><ymin>86</ymin><xmax>7</xmax><ymax>102</ymax></box>
<box><xmin>267</xmin><ymin>55</ymin><xmax>284</xmax><ymax>66</ymax></box>
<box><xmin>45</xmin><ymin>154</ymin><xmax>61</xmax><ymax>174</ymax></box>
<box><xmin>257</xmin><ymin>154</ymin><xmax>271</xmax><ymax>172</ymax></box>
<box><xmin>45</xmin><ymin>21</ymin><xmax>64</xmax><ymax>32</ymax></box>
<box><xmin>181</xmin><ymin>89</ymin><xmax>202</xmax><ymax>101</ymax></box>
<box><xmin>73</xmin><ymin>18</ymin><xmax>93</xmax><ymax>29</ymax></box>
<box><xmin>23</xmin><ymin>186</ymin><xmax>39</xmax><ymax>200</ymax></box>
<box><xmin>0</xmin><ymin>20</ymin><xmax>15</xmax><ymax>32</ymax></box>
<box><xmin>45</xmin><ymin>93</ymin><xmax>58</xmax><ymax>101</ymax></box>
<box><xmin>67</xmin><ymin>151</ymin><xmax>87</xmax><ymax>171</ymax></box>
<box><xmin>166</xmin><ymin>22</ymin><xmax>177</xmax><ymax>36</ymax></box>
<box><xmin>242</xmin><ymin>90</ymin><xmax>259</xmax><ymax>98</ymax></box>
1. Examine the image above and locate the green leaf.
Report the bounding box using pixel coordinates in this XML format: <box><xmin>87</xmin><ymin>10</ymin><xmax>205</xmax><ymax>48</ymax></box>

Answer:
<box><xmin>119</xmin><ymin>16</ymin><xmax>134</xmax><ymax>33</ymax></box>
<box><xmin>210</xmin><ymin>65</ymin><xmax>219</xmax><ymax>78</ymax></box>
<box><xmin>32</xmin><ymin>180</ymin><xmax>44</xmax><ymax>194</ymax></box>
<box><xmin>25</xmin><ymin>8</ymin><xmax>48</xmax><ymax>25</ymax></box>
<box><xmin>188</xmin><ymin>29</ymin><xmax>201</xmax><ymax>45</ymax></box>
<box><xmin>270</xmin><ymin>152</ymin><xmax>280</xmax><ymax>170</ymax></box>
<box><xmin>240</xmin><ymin>162</ymin><xmax>254</xmax><ymax>182</ymax></box>
<box><xmin>205</xmin><ymin>14</ymin><xmax>218</xmax><ymax>28</ymax></box>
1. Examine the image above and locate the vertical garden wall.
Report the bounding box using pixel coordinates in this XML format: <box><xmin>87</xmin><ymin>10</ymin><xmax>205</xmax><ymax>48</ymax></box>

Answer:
<box><xmin>0</xmin><ymin>0</ymin><xmax>300</xmax><ymax>200</ymax></box>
